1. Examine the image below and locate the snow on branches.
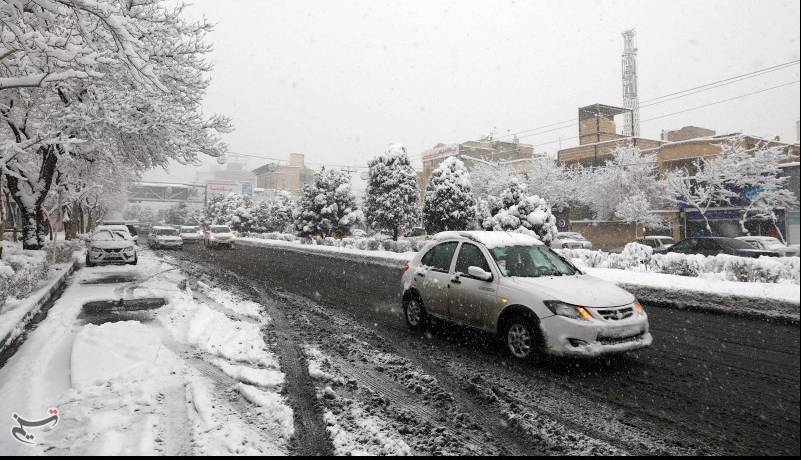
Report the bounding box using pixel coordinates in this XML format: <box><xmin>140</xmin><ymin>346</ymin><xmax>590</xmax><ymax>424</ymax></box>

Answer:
<box><xmin>480</xmin><ymin>179</ymin><xmax>559</xmax><ymax>245</ymax></box>
<box><xmin>1</xmin><ymin>0</ymin><xmax>231</xmax><ymax>248</ymax></box>
<box><xmin>423</xmin><ymin>156</ymin><xmax>476</xmax><ymax>233</ymax></box>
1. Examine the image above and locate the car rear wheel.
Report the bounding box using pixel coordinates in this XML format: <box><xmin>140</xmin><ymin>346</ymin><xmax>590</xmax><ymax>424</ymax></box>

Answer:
<box><xmin>504</xmin><ymin>318</ymin><xmax>542</xmax><ymax>360</ymax></box>
<box><xmin>404</xmin><ymin>296</ymin><xmax>427</xmax><ymax>332</ymax></box>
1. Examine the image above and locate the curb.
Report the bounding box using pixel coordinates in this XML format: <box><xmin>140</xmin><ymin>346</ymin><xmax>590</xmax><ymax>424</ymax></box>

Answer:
<box><xmin>237</xmin><ymin>238</ymin><xmax>409</xmax><ymax>269</ymax></box>
<box><xmin>0</xmin><ymin>256</ymin><xmax>80</xmax><ymax>355</ymax></box>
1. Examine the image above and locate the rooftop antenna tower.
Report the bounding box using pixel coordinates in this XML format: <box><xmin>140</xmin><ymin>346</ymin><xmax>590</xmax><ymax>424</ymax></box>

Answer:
<box><xmin>621</xmin><ymin>29</ymin><xmax>640</xmax><ymax>137</ymax></box>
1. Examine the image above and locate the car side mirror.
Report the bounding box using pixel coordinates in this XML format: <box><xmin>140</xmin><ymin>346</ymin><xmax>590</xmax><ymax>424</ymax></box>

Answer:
<box><xmin>468</xmin><ymin>266</ymin><xmax>493</xmax><ymax>282</ymax></box>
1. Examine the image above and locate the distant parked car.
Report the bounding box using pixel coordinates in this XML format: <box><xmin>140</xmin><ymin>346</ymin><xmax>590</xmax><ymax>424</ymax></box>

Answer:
<box><xmin>86</xmin><ymin>229</ymin><xmax>137</xmax><ymax>267</ymax></box>
<box><xmin>203</xmin><ymin>225</ymin><xmax>236</xmax><ymax>249</ymax></box>
<box><xmin>179</xmin><ymin>225</ymin><xmax>203</xmax><ymax>243</ymax></box>
<box><xmin>149</xmin><ymin>226</ymin><xmax>184</xmax><ymax>250</ymax></box>
<box><xmin>635</xmin><ymin>236</ymin><xmax>676</xmax><ymax>253</ymax></box>
<box><xmin>95</xmin><ymin>224</ymin><xmax>136</xmax><ymax>244</ymax></box>
<box><xmin>736</xmin><ymin>236</ymin><xmax>799</xmax><ymax>257</ymax></box>
<box><xmin>667</xmin><ymin>237</ymin><xmax>780</xmax><ymax>258</ymax></box>
<box><xmin>99</xmin><ymin>221</ymin><xmax>139</xmax><ymax>244</ymax></box>
<box><xmin>556</xmin><ymin>232</ymin><xmax>593</xmax><ymax>249</ymax></box>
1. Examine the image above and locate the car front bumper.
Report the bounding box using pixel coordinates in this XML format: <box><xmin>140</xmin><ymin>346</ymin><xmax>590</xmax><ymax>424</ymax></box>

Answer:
<box><xmin>88</xmin><ymin>249</ymin><xmax>137</xmax><ymax>264</ymax></box>
<box><xmin>540</xmin><ymin>313</ymin><xmax>652</xmax><ymax>357</ymax></box>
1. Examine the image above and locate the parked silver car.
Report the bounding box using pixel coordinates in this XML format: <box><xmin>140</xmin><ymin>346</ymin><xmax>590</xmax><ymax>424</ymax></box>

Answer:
<box><xmin>86</xmin><ymin>229</ymin><xmax>138</xmax><ymax>266</ymax></box>
<box><xmin>735</xmin><ymin>236</ymin><xmax>799</xmax><ymax>257</ymax></box>
<box><xmin>401</xmin><ymin>231</ymin><xmax>652</xmax><ymax>359</ymax></box>
<box><xmin>556</xmin><ymin>232</ymin><xmax>593</xmax><ymax>249</ymax></box>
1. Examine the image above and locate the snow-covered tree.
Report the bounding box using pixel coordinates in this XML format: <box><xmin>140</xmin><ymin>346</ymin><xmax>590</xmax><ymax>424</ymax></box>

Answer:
<box><xmin>423</xmin><ymin>157</ymin><xmax>476</xmax><ymax>233</ymax></box>
<box><xmin>718</xmin><ymin>142</ymin><xmax>797</xmax><ymax>242</ymax></box>
<box><xmin>365</xmin><ymin>143</ymin><xmax>419</xmax><ymax>240</ymax></box>
<box><xmin>295</xmin><ymin>169</ymin><xmax>363</xmax><ymax>238</ymax></box>
<box><xmin>124</xmin><ymin>205</ymin><xmax>155</xmax><ymax>225</ymax></box>
<box><xmin>614</xmin><ymin>193</ymin><xmax>666</xmax><ymax>237</ymax></box>
<box><xmin>1</xmin><ymin>0</ymin><xmax>231</xmax><ymax>248</ymax></box>
<box><xmin>469</xmin><ymin>161</ymin><xmax>517</xmax><ymax>200</ymax></box>
<box><xmin>481</xmin><ymin>180</ymin><xmax>559</xmax><ymax>245</ymax></box>
<box><xmin>579</xmin><ymin>146</ymin><xmax>663</xmax><ymax>220</ymax></box>
<box><xmin>164</xmin><ymin>202</ymin><xmax>191</xmax><ymax>225</ymax></box>
<box><xmin>251</xmin><ymin>194</ymin><xmax>296</xmax><ymax>233</ymax></box>
<box><xmin>665</xmin><ymin>145</ymin><xmax>743</xmax><ymax>236</ymax></box>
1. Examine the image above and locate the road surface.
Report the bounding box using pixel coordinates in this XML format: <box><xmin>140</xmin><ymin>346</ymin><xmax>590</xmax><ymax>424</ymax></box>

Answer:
<box><xmin>161</xmin><ymin>242</ymin><xmax>800</xmax><ymax>455</ymax></box>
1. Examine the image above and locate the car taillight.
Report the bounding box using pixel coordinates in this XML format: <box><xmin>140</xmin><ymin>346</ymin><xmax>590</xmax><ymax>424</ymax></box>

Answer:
<box><xmin>562</xmin><ymin>243</ymin><xmax>568</xmax><ymax>249</ymax></box>
<box><xmin>402</xmin><ymin>262</ymin><xmax>409</xmax><ymax>273</ymax></box>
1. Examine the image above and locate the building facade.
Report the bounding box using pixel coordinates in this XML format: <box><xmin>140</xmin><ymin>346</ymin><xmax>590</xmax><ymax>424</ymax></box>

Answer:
<box><xmin>252</xmin><ymin>153</ymin><xmax>314</xmax><ymax>197</ymax></box>
<box><xmin>421</xmin><ymin>138</ymin><xmax>538</xmax><ymax>189</ymax></box>
<box><xmin>557</xmin><ymin>103</ymin><xmax>664</xmax><ymax>167</ymax></box>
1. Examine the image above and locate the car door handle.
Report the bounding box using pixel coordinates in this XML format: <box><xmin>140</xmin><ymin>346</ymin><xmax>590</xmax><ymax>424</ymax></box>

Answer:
<box><xmin>416</xmin><ymin>272</ymin><xmax>425</xmax><ymax>278</ymax></box>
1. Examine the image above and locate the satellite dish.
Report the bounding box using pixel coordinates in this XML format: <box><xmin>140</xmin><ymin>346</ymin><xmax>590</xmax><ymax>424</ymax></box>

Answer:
<box><xmin>216</xmin><ymin>155</ymin><xmax>227</xmax><ymax>165</ymax></box>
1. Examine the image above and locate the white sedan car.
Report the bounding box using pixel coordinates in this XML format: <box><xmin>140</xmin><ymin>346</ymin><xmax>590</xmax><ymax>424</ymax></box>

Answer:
<box><xmin>204</xmin><ymin>225</ymin><xmax>236</xmax><ymax>249</ymax></box>
<box><xmin>401</xmin><ymin>231</ymin><xmax>651</xmax><ymax>359</ymax></box>
<box><xmin>149</xmin><ymin>226</ymin><xmax>184</xmax><ymax>250</ymax></box>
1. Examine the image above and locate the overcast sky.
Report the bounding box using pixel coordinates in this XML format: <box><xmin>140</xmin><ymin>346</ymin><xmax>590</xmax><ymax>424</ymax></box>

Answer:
<box><xmin>146</xmin><ymin>0</ymin><xmax>800</xmax><ymax>182</ymax></box>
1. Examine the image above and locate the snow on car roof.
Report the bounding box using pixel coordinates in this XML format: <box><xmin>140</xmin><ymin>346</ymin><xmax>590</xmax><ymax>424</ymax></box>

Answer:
<box><xmin>736</xmin><ymin>236</ymin><xmax>778</xmax><ymax>241</ymax></box>
<box><xmin>434</xmin><ymin>231</ymin><xmax>543</xmax><ymax>248</ymax></box>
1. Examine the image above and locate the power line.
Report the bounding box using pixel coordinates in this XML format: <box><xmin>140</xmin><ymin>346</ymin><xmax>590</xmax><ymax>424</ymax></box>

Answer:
<box><xmin>493</xmin><ymin>59</ymin><xmax>800</xmax><ymax>142</ymax></box>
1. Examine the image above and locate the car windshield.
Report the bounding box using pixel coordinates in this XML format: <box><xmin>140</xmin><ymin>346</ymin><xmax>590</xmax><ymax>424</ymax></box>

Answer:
<box><xmin>155</xmin><ymin>228</ymin><xmax>179</xmax><ymax>236</ymax></box>
<box><xmin>181</xmin><ymin>226</ymin><xmax>199</xmax><ymax>232</ymax></box>
<box><xmin>92</xmin><ymin>230</ymin><xmax>129</xmax><ymax>241</ymax></box>
<box><xmin>490</xmin><ymin>245</ymin><xmax>578</xmax><ymax>277</ymax></box>
<box><xmin>558</xmin><ymin>233</ymin><xmax>585</xmax><ymax>240</ymax></box>
<box><xmin>211</xmin><ymin>226</ymin><xmax>231</xmax><ymax>233</ymax></box>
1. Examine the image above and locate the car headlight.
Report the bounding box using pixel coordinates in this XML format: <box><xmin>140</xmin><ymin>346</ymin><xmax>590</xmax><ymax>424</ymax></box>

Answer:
<box><xmin>91</xmin><ymin>247</ymin><xmax>103</xmax><ymax>253</ymax></box>
<box><xmin>632</xmin><ymin>300</ymin><xmax>645</xmax><ymax>315</ymax></box>
<box><xmin>544</xmin><ymin>301</ymin><xmax>593</xmax><ymax>321</ymax></box>
<box><xmin>124</xmin><ymin>246</ymin><xmax>135</xmax><ymax>253</ymax></box>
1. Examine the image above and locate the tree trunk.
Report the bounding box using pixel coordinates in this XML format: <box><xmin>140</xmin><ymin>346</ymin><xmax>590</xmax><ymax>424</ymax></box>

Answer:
<box><xmin>393</xmin><ymin>226</ymin><xmax>398</xmax><ymax>241</ymax></box>
<box><xmin>4</xmin><ymin>146</ymin><xmax>59</xmax><ymax>250</ymax></box>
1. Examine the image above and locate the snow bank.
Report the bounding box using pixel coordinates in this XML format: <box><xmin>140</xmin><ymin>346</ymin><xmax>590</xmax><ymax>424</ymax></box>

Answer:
<box><xmin>561</xmin><ymin>243</ymin><xmax>800</xmax><ymax>285</ymax></box>
<box><xmin>585</xmin><ymin>267</ymin><xmax>800</xmax><ymax>305</ymax></box>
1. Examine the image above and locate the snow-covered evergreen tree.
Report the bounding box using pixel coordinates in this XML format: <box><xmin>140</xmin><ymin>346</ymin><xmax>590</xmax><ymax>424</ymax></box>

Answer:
<box><xmin>365</xmin><ymin>144</ymin><xmax>419</xmax><ymax>240</ymax></box>
<box><xmin>295</xmin><ymin>169</ymin><xmax>363</xmax><ymax>238</ymax></box>
<box><xmin>251</xmin><ymin>194</ymin><xmax>296</xmax><ymax>233</ymax></box>
<box><xmin>481</xmin><ymin>180</ymin><xmax>559</xmax><ymax>245</ymax></box>
<box><xmin>423</xmin><ymin>157</ymin><xmax>476</xmax><ymax>233</ymax></box>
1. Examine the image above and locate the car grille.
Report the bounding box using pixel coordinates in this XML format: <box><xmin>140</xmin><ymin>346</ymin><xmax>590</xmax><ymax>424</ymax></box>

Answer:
<box><xmin>599</xmin><ymin>333</ymin><xmax>645</xmax><ymax>346</ymax></box>
<box><xmin>103</xmin><ymin>248</ymin><xmax>124</xmax><ymax>253</ymax></box>
<box><xmin>597</xmin><ymin>305</ymin><xmax>634</xmax><ymax>321</ymax></box>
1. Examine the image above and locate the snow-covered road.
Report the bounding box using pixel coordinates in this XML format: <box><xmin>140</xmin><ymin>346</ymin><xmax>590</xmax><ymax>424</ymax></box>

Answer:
<box><xmin>0</xmin><ymin>252</ymin><xmax>293</xmax><ymax>455</ymax></box>
<box><xmin>164</xmin><ymin>242</ymin><xmax>800</xmax><ymax>456</ymax></box>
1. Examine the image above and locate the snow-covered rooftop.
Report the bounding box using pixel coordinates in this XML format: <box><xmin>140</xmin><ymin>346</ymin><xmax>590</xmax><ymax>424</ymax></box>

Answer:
<box><xmin>433</xmin><ymin>231</ymin><xmax>543</xmax><ymax>248</ymax></box>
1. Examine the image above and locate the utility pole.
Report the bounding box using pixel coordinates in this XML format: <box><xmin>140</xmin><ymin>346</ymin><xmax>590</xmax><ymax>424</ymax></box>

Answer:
<box><xmin>622</xmin><ymin>29</ymin><xmax>640</xmax><ymax>137</ymax></box>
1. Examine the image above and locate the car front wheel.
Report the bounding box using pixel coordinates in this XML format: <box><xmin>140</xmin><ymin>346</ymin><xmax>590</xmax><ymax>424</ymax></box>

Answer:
<box><xmin>504</xmin><ymin>318</ymin><xmax>542</xmax><ymax>360</ymax></box>
<box><xmin>404</xmin><ymin>296</ymin><xmax>427</xmax><ymax>332</ymax></box>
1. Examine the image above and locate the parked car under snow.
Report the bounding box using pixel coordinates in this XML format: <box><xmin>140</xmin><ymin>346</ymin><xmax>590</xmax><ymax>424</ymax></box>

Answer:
<box><xmin>86</xmin><ymin>229</ymin><xmax>138</xmax><ymax>267</ymax></box>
